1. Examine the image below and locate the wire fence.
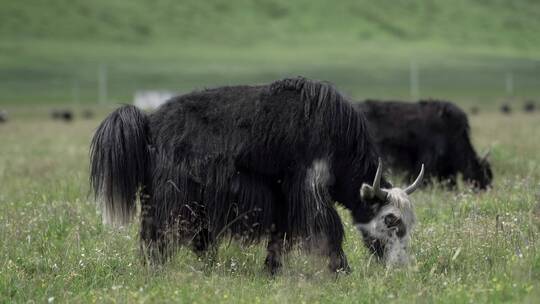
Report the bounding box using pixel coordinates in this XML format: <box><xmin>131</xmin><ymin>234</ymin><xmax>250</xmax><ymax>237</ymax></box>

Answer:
<box><xmin>1</xmin><ymin>61</ymin><xmax>539</xmax><ymax>107</ymax></box>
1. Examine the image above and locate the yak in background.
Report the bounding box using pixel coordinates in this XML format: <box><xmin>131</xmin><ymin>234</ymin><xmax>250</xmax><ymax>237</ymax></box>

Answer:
<box><xmin>0</xmin><ymin>110</ymin><xmax>7</xmax><ymax>123</ymax></box>
<box><xmin>90</xmin><ymin>77</ymin><xmax>424</xmax><ymax>274</ymax></box>
<box><xmin>50</xmin><ymin>109</ymin><xmax>73</xmax><ymax>122</ymax></box>
<box><xmin>356</xmin><ymin>99</ymin><xmax>492</xmax><ymax>190</ymax></box>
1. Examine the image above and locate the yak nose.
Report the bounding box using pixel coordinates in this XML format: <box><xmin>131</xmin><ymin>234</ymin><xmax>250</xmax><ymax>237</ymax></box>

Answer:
<box><xmin>384</xmin><ymin>214</ymin><xmax>407</xmax><ymax>238</ymax></box>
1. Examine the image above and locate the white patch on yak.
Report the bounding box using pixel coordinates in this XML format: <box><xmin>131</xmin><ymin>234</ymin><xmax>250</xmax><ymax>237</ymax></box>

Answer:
<box><xmin>357</xmin><ymin>188</ymin><xmax>416</xmax><ymax>266</ymax></box>
<box><xmin>305</xmin><ymin>159</ymin><xmax>332</xmax><ymax>213</ymax></box>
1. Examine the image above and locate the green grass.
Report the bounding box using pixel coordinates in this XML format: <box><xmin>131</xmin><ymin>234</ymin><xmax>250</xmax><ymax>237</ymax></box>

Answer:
<box><xmin>1</xmin><ymin>108</ymin><xmax>539</xmax><ymax>303</ymax></box>
<box><xmin>3</xmin><ymin>0</ymin><xmax>540</xmax><ymax>47</ymax></box>
<box><xmin>1</xmin><ymin>1</ymin><xmax>540</xmax><ymax>302</ymax></box>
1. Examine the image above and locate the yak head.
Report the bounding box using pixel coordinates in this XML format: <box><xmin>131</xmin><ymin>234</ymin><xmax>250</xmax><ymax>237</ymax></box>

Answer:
<box><xmin>464</xmin><ymin>149</ymin><xmax>492</xmax><ymax>190</ymax></box>
<box><xmin>355</xmin><ymin>158</ymin><xmax>423</xmax><ymax>266</ymax></box>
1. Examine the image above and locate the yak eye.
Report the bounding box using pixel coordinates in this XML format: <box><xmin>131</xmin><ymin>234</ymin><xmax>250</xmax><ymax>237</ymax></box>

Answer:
<box><xmin>383</xmin><ymin>214</ymin><xmax>407</xmax><ymax>238</ymax></box>
<box><xmin>384</xmin><ymin>214</ymin><xmax>399</xmax><ymax>227</ymax></box>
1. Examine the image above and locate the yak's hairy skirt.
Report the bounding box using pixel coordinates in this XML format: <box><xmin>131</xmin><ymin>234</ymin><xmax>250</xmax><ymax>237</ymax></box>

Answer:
<box><xmin>90</xmin><ymin>77</ymin><xmax>380</xmax><ymax>255</ymax></box>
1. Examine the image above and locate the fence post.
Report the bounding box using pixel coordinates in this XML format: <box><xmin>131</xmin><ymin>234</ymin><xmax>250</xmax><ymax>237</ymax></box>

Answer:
<box><xmin>410</xmin><ymin>59</ymin><xmax>419</xmax><ymax>101</ymax></box>
<box><xmin>72</xmin><ymin>80</ymin><xmax>80</xmax><ymax>107</ymax></box>
<box><xmin>505</xmin><ymin>72</ymin><xmax>514</xmax><ymax>97</ymax></box>
<box><xmin>99</xmin><ymin>64</ymin><xmax>108</xmax><ymax>104</ymax></box>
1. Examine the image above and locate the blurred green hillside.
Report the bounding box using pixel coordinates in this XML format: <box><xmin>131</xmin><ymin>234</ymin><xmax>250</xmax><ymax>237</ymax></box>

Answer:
<box><xmin>1</xmin><ymin>0</ymin><xmax>539</xmax><ymax>104</ymax></box>
<box><xmin>3</xmin><ymin>0</ymin><xmax>540</xmax><ymax>47</ymax></box>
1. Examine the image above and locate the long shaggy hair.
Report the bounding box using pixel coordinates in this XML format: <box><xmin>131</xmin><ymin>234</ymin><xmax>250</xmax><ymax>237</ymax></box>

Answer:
<box><xmin>90</xmin><ymin>77</ymin><xmax>389</xmax><ymax>267</ymax></box>
<box><xmin>90</xmin><ymin>105</ymin><xmax>151</xmax><ymax>226</ymax></box>
<box><xmin>357</xmin><ymin>99</ymin><xmax>492</xmax><ymax>189</ymax></box>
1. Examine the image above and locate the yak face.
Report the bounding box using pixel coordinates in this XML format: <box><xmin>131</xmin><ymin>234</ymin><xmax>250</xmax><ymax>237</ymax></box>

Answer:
<box><xmin>357</xmin><ymin>188</ymin><xmax>416</xmax><ymax>265</ymax></box>
<box><xmin>355</xmin><ymin>159</ymin><xmax>423</xmax><ymax>266</ymax></box>
<box><xmin>457</xmin><ymin>130</ymin><xmax>492</xmax><ymax>190</ymax></box>
<box><xmin>464</xmin><ymin>155</ymin><xmax>492</xmax><ymax>190</ymax></box>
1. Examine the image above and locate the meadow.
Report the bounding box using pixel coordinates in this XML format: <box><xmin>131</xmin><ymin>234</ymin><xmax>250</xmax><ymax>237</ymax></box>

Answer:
<box><xmin>1</xmin><ymin>105</ymin><xmax>539</xmax><ymax>303</ymax></box>
<box><xmin>2</xmin><ymin>0</ymin><xmax>540</xmax><ymax>302</ymax></box>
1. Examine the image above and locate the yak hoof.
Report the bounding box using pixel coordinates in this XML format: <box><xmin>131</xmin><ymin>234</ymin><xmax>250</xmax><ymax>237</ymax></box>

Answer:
<box><xmin>329</xmin><ymin>262</ymin><xmax>352</xmax><ymax>275</ymax></box>
<box><xmin>329</xmin><ymin>252</ymin><xmax>351</xmax><ymax>274</ymax></box>
<box><xmin>264</xmin><ymin>256</ymin><xmax>282</xmax><ymax>276</ymax></box>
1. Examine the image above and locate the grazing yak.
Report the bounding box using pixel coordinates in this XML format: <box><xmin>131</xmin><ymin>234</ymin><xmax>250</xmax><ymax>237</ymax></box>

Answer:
<box><xmin>524</xmin><ymin>101</ymin><xmax>536</xmax><ymax>113</ymax></box>
<box><xmin>0</xmin><ymin>110</ymin><xmax>7</xmax><ymax>123</ymax></box>
<box><xmin>90</xmin><ymin>77</ymin><xmax>424</xmax><ymax>274</ymax></box>
<box><xmin>50</xmin><ymin>109</ymin><xmax>73</xmax><ymax>122</ymax></box>
<box><xmin>500</xmin><ymin>103</ymin><xmax>512</xmax><ymax>114</ymax></box>
<box><xmin>356</xmin><ymin>99</ymin><xmax>492</xmax><ymax>190</ymax></box>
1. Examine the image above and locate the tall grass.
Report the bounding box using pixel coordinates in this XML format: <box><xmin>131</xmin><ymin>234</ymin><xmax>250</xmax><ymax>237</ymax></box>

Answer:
<box><xmin>1</xmin><ymin>108</ymin><xmax>539</xmax><ymax>303</ymax></box>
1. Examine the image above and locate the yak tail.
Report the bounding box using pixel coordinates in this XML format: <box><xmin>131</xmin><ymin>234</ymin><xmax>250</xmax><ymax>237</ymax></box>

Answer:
<box><xmin>90</xmin><ymin>105</ymin><xmax>151</xmax><ymax>227</ymax></box>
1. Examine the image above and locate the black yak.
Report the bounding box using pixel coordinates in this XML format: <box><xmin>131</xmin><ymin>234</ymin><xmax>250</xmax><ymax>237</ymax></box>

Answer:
<box><xmin>356</xmin><ymin>99</ymin><xmax>492</xmax><ymax>190</ymax></box>
<box><xmin>50</xmin><ymin>109</ymin><xmax>73</xmax><ymax>122</ymax></box>
<box><xmin>524</xmin><ymin>101</ymin><xmax>536</xmax><ymax>113</ymax></box>
<box><xmin>0</xmin><ymin>110</ymin><xmax>7</xmax><ymax>123</ymax></box>
<box><xmin>500</xmin><ymin>103</ymin><xmax>512</xmax><ymax>114</ymax></box>
<box><xmin>90</xmin><ymin>77</ymin><xmax>424</xmax><ymax>274</ymax></box>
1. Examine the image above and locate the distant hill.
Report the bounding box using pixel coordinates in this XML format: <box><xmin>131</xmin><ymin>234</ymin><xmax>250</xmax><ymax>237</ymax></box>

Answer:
<box><xmin>1</xmin><ymin>0</ymin><xmax>540</xmax><ymax>104</ymax></box>
<box><xmin>1</xmin><ymin>0</ymin><xmax>540</xmax><ymax>49</ymax></box>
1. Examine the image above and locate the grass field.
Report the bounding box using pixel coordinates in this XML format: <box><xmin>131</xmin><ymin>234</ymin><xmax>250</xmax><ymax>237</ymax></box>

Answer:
<box><xmin>1</xmin><ymin>0</ymin><xmax>540</xmax><ymax>302</ymax></box>
<box><xmin>1</xmin><ymin>107</ymin><xmax>539</xmax><ymax>303</ymax></box>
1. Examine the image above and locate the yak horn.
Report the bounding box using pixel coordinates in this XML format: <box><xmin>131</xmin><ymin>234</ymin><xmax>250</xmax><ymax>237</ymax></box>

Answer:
<box><xmin>372</xmin><ymin>158</ymin><xmax>388</xmax><ymax>200</ymax></box>
<box><xmin>404</xmin><ymin>164</ymin><xmax>425</xmax><ymax>195</ymax></box>
<box><xmin>481</xmin><ymin>148</ymin><xmax>491</xmax><ymax>162</ymax></box>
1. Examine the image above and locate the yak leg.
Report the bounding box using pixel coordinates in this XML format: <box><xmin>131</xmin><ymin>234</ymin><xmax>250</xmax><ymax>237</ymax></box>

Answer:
<box><xmin>139</xmin><ymin>172</ymin><xmax>172</xmax><ymax>264</ymax></box>
<box><xmin>265</xmin><ymin>187</ymin><xmax>288</xmax><ymax>275</ymax></box>
<box><xmin>438</xmin><ymin>174</ymin><xmax>457</xmax><ymax>189</ymax></box>
<box><xmin>322</xmin><ymin>207</ymin><xmax>351</xmax><ymax>274</ymax></box>
<box><xmin>286</xmin><ymin>160</ymin><xmax>351</xmax><ymax>273</ymax></box>
<box><xmin>191</xmin><ymin>228</ymin><xmax>213</xmax><ymax>256</ymax></box>
<box><xmin>328</xmin><ymin>247</ymin><xmax>350</xmax><ymax>274</ymax></box>
<box><xmin>265</xmin><ymin>229</ymin><xmax>286</xmax><ymax>275</ymax></box>
<box><xmin>139</xmin><ymin>202</ymin><xmax>168</xmax><ymax>264</ymax></box>
<box><xmin>191</xmin><ymin>228</ymin><xmax>218</xmax><ymax>267</ymax></box>
<box><xmin>263</xmin><ymin>183</ymin><xmax>288</xmax><ymax>275</ymax></box>
<box><xmin>305</xmin><ymin>160</ymin><xmax>350</xmax><ymax>273</ymax></box>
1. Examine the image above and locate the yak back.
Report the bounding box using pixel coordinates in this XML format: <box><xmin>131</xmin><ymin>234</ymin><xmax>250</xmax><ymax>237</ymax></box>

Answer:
<box><xmin>359</xmin><ymin>99</ymin><xmax>470</xmax><ymax>141</ymax></box>
<box><xmin>147</xmin><ymin>77</ymin><xmax>381</xmax><ymax>241</ymax></box>
<box><xmin>151</xmin><ymin>78</ymin><xmax>376</xmax><ymax>183</ymax></box>
<box><xmin>357</xmin><ymin>99</ymin><xmax>475</xmax><ymax>181</ymax></box>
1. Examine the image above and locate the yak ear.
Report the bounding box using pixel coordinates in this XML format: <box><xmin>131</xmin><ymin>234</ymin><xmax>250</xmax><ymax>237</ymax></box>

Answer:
<box><xmin>480</xmin><ymin>148</ymin><xmax>491</xmax><ymax>163</ymax></box>
<box><xmin>437</xmin><ymin>103</ymin><xmax>453</xmax><ymax>119</ymax></box>
<box><xmin>360</xmin><ymin>184</ymin><xmax>375</xmax><ymax>200</ymax></box>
